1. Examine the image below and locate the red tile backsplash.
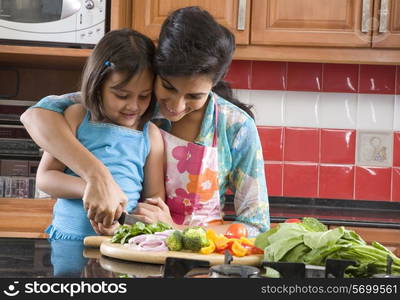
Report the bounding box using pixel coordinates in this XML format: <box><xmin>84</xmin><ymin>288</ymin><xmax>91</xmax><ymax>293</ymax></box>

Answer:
<box><xmin>264</xmin><ymin>163</ymin><xmax>283</xmax><ymax>196</ymax></box>
<box><xmin>258</xmin><ymin>126</ymin><xmax>283</xmax><ymax>161</ymax></box>
<box><xmin>251</xmin><ymin>61</ymin><xmax>287</xmax><ymax>90</ymax></box>
<box><xmin>287</xmin><ymin>62</ymin><xmax>322</xmax><ymax>92</ymax></box>
<box><xmin>319</xmin><ymin>165</ymin><xmax>354</xmax><ymax>200</ymax></box>
<box><xmin>229</xmin><ymin>59</ymin><xmax>399</xmax><ymax>203</ymax></box>
<box><xmin>355</xmin><ymin>166</ymin><xmax>392</xmax><ymax>201</ymax></box>
<box><xmin>284</xmin><ymin>127</ymin><xmax>319</xmax><ymax>162</ymax></box>
<box><xmin>322</xmin><ymin>63</ymin><xmax>358</xmax><ymax>93</ymax></box>
<box><xmin>225</xmin><ymin>60</ymin><xmax>252</xmax><ymax>89</ymax></box>
<box><xmin>283</xmin><ymin>163</ymin><xmax>318</xmax><ymax>198</ymax></box>
<box><xmin>394</xmin><ymin>132</ymin><xmax>400</xmax><ymax>167</ymax></box>
<box><xmin>359</xmin><ymin>65</ymin><xmax>396</xmax><ymax>94</ymax></box>
<box><xmin>392</xmin><ymin>168</ymin><xmax>400</xmax><ymax>202</ymax></box>
<box><xmin>320</xmin><ymin>129</ymin><xmax>356</xmax><ymax>164</ymax></box>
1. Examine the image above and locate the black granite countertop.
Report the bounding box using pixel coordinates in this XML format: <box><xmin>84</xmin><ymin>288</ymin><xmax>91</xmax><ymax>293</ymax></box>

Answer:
<box><xmin>0</xmin><ymin>237</ymin><xmax>164</xmax><ymax>278</ymax></box>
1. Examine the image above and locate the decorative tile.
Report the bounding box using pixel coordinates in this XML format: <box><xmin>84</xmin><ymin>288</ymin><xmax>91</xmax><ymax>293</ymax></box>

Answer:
<box><xmin>284</xmin><ymin>91</ymin><xmax>319</xmax><ymax>127</ymax></box>
<box><xmin>287</xmin><ymin>62</ymin><xmax>322</xmax><ymax>92</ymax></box>
<box><xmin>284</xmin><ymin>127</ymin><xmax>319</xmax><ymax>162</ymax></box>
<box><xmin>322</xmin><ymin>63</ymin><xmax>359</xmax><ymax>93</ymax></box>
<box><xmin>355</xmin><ymin>166</ymin><xmax>392</xmax><ymax>201</ymax></box>
<box><xmin>356</xmin><ymin>131</ymin><xmax>393</xmax><ymax>167</ymax></box>
<box><xmin>283</xmin><ymin>163</ymin><xmax>318</xmax><ymax>198</ymax></box>
<box><xmin>357</xmin><ymin>94</ymin><xmax>394</xmax><ymax>131</ymax></box>
<box><xmin>392</xmin><ymin>168</ymin><xmax>400</xmax><ymax>202</ymax></box>
<box><xmin>225</xmin><ymin>60</ymin><xmax>252</xmax><ymax>89</ymax></box>
<box><xmin>319</xmin><ymin>165</ymin><xmax>354</xmax><ymax>200</ymax></box>
<box><xmin>318</xmin><ymin>93</ymin><xmax>357</xmax><ymax>129</ymax></box>
<box><xmin>257</xmin><ymin>126</ymin><xmax>283</xmax><ymax>161</ymax></box>
<box><xmin>359</xmin><ymin>65</ymin><xmax>396</xmax><ymax>94</ymax></box>
<box><xmin>250</xmin><ymin>90</ymin><xmax>285</xmax><ymax>126</ymax></box>
<box><xmin>252</xmin><ymin>61</ymin><xmax>287</xmax><ymax>90</ymax></box>
<box><xmin>264</xmin><ymin>163</ymin><xmax>283</xmax><ymax>196</ymax></box>
<box><xmin>321</xmin><ymin>129</ymin><xmax>356</xmax><ymax>164</ymax></box>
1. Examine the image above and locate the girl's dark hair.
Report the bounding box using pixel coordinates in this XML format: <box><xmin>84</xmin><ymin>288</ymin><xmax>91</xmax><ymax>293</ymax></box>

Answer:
<box><xmin>154</xmin><ymin>6</ymin><xmax>254</xmax><ymax>119</ymax></box>
<box><xmin>81</xmin><ymin>28</ymin><xmax>156</xmax><ymax>125</ymax></box>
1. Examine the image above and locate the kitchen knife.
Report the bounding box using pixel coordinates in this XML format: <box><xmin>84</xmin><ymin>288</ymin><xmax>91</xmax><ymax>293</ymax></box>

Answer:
<box><xmin>117</xmin><ymin>212</ymin><xmax>144</xmax><ymax>225</ymax></box>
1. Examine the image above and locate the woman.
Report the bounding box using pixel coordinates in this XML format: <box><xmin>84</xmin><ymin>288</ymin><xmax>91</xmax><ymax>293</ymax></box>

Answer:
<box><xmin>21</xmin><ymin>7</ymin><xmax>270</xmax><ymax>236</ymax></box>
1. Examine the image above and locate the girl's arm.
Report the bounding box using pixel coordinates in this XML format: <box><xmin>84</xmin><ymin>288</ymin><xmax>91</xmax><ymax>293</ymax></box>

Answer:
<box><xmin>20</xmin><ymin>97</ymin><xmax>127</xmax><ymax>227</ymax></box>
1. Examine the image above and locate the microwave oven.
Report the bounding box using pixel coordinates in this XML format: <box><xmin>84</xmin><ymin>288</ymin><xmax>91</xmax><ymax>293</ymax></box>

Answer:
<box><xmin>0</xmin><ymin>0</ymin><xmax>109</xmax><ymax>48</ymax></box>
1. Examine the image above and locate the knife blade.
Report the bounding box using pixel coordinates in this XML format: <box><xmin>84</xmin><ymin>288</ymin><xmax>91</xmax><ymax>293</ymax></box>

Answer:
<box><xmin>117</xmin><ymin>212</ymin><xmax>144</xmax><ymax>225</ymax></box>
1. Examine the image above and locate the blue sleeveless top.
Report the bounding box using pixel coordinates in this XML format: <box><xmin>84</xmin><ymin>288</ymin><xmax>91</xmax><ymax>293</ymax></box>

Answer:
<box><xmin>46</xmin><ymin>110</ymin><xmax>151</xmax><ymax>240</ymax></box>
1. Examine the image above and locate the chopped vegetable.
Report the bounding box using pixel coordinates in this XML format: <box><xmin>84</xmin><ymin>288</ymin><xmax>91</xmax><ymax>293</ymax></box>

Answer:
<box><xmin>166</xmin><ymin>230</ymin><xmax>184</xmax><ymax>251</ymax></box>
<box><xmin>200</xmin><ymin>240</ymin><xmax>216</xmax><ymax>254</ymax></box>
<box><xmin>111</xmin><ymin>221</ymin><xmax>172</xmax><ymax>244</ymax></box>
<box><xmin>182</xmin><ymin>226</ymin><xmax>210</xmax><ymax>251</ymax></box>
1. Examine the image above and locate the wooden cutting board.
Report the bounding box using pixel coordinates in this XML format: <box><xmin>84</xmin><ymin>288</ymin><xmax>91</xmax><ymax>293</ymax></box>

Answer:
<box><xmin>84</xmin><ymin>235</ymin><xmax>111</xmax><ymax>247</ymax></box>
<box><xmin>100</xmin><ymin>240</ymin><xmax>263</xmax><ymax>266</ymax></box>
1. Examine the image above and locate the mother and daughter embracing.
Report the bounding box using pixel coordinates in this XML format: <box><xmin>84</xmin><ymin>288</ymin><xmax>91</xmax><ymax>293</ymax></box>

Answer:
<box><xmin>21</xmin><ymin>7</ymin><xmax>270</xmax><ymax>246</ymax></box>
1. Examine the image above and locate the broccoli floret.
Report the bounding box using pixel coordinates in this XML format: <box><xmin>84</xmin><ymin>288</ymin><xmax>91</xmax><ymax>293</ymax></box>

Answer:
<box><xmin>166</xmin><ymin>230</ymin><xmax>184</xmax><ymax>251</ymax></box>
<box><xmin>182</xmin><ymin>226</ymin><xmax>209</xmax><ymax>251</ymax></box>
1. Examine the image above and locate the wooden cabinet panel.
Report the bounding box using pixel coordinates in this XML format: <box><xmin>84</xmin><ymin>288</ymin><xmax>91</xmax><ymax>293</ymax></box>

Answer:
<box><xmin>372</xmin><ymin>0</ymin><xmax>400</xmax><ymax>48</ymax></box>
<box><xmin>251</xmin><ymin>0</ymin><xmax>372</xmax><ymax>47</ymax></box>
<box><xmin>132</xmin><ymin>0</ymin><xmax>251</xmax><ymax>45</ymax></box>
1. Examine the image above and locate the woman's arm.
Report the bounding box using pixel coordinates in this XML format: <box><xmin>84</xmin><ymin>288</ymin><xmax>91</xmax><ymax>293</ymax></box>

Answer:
<box><xmin>229</xmin><ymin>118</ymin><xmax>270</xmax><ymax>236</ymax></box>
<box><xmin>20</xmin><ymin>96</ymin><xmax>127</xmax><ymax>227</ymax></box>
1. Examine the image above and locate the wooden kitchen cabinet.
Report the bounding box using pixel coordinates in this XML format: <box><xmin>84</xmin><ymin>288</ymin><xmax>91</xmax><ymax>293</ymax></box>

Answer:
<box><xmin>252</xmin><ymin>0</ymin><xmax>400</xmax><ymax>49</ymax></box>
<box><xmin>132</xmin><ymin>0</ymin><xmax>251</xmax><ymax>45</ymax></box>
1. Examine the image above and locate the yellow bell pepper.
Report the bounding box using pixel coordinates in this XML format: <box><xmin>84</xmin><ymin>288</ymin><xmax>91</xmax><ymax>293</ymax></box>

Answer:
<box><xmin>200</xmin><ymin>240</ymin><xmax>215</xmax><ymax>254</ymax></box>
<box><xmin>231</xmin><ymin>240</ymin><xmax>247</xmax><ymax>257</ymax></box>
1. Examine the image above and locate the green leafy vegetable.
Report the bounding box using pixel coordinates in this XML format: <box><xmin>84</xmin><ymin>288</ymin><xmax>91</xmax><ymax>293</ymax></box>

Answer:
<box><xmin>255</xmin><ymin>217</ymin><xmax>400</xmax><ymax>277</ymax></box>
<box><xmin>111</xmin><ymin>221</ymin><xmax>172</xmax><ymax>244</ymax></box>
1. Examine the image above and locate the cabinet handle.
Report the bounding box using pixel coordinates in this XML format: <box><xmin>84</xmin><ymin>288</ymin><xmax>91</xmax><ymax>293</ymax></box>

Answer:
<box><xmin>379</xmin><ymin>0</ymin><xmax>389</xmax><ymax>33</ymax></box>
<box><xmin>237</xmin><ymin>0</ymin><xmax>246</xmax><ymax>31</ymax></box>
<box><xmin>361</xmin><ymin>0</ymin><xmax>371</xmax><ymax>33</ymax></box>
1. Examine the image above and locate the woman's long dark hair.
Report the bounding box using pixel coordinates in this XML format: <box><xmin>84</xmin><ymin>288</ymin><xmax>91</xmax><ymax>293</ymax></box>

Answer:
<box><xmin>154</xmin><ymin>6</ymin><xmax>254</xmax><ymax>119</ymax></box>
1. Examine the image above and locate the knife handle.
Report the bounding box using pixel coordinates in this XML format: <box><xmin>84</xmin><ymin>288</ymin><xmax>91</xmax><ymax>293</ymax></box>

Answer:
<box><xmin>117</xmin><ymin>212</ymin><xmax>126</xmax><ymax>225</ymax></box>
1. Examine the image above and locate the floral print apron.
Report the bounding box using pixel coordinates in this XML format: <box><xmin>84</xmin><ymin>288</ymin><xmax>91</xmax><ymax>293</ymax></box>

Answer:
<box><xmin>160</xmin><ymin>97</ymin><xmax>222</xmax><ymax>226</ymax></box>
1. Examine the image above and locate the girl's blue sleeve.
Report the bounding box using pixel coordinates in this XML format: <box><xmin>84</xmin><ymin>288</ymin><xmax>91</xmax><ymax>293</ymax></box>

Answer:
<box><xmin>229</xmin><ymin>118</ymin><xmax>271</xmax><ymax>236</ymax></box>
<box><xmin>31</xmin><ymin>92</ymin><xmax>81</xmax><ymax>114</ymax></box>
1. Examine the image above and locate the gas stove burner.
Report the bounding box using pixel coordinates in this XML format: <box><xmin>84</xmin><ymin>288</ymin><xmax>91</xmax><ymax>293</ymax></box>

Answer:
<box><xmin>209</xmin><ymin>264</ymin><xmax>260</xmax><ymax>278</ymax></box>
<box><xmin>262</xmin><ymin>259</ymin><xmax>357</xmax><ymax>278</ymax></box>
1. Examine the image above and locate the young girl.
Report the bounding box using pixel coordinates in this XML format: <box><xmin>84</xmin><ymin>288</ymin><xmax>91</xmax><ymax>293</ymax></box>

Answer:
<box><xmin>36</xmin><ymin>28</ymin><xmax>165</xmax><ymax>240</ymax></box>
<box><xmin>21</xmin><ymin>7</ymin><xmax>270</xmax><ymax>237</ymax></box>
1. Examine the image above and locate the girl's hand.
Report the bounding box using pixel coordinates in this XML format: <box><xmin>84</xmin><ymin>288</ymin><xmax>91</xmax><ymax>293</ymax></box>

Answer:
<box><xmin>132</xmin><ymin>197</ymin><xmax>176</xmax><ymax>227</ymax></box>
<box><xmin>83</xmin><ymin>172</ymin><xmax>127</xmax><ymax>227</ymax></box>
<box><xmin>90</xmin><ymin>219</ymin><xmax>120</xmax><ymax>236</ymax></box>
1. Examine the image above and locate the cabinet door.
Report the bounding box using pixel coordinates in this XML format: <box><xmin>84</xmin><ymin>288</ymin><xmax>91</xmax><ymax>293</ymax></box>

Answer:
<box><xmin>372</xmin><ymin>0</ymin><xmax>400</xmax><ymax>48</ymax></box>
<box><xmin>251</xmin><ymin>0</ymin><xmax>372</xmax><ymax>47</ymax></box>
<box><xmin>132</xmin><ymin>0</ymin><xmax>251</xmax><ymax>45</ymax></box>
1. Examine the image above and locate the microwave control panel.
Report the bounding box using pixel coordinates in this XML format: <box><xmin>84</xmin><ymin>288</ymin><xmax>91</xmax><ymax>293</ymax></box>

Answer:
<box><xmin>76</xmin><ymin>0</ymin><xmax>106</xmax><ymax>44</ymax></box>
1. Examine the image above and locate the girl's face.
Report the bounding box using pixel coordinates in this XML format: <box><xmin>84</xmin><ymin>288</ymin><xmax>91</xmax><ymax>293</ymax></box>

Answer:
<box><xmin>154</xmin><ymin>74</ymin><xmax>213</xmax><ymax>122</ymax></box>
<box><xmin>101</xmin><ymin>69</ymin><xmax>154</xmax><ymax>129</ymax></box>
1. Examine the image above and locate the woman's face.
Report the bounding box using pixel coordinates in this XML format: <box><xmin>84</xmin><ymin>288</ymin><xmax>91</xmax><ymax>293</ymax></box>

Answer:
<box><xmin>101</xmin><ymin>69</ymin><xmax>154</xmax><ymax>129</ymax></box>
<box><xmin>154</xmin><ymin>74</ymin><xmax>213</xmax><ymax>122</ymax></box>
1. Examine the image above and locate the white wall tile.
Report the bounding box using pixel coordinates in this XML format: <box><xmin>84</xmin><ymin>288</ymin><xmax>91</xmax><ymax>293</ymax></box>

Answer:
<box><xmin>394</xmin><ymin>95</ymin><xmax>400</xmax><ymax>131</ymax></box>
<box><xmin>249</xmin><ymin>90</ymin><xmax>285</xmax><ymax>126</ymax></box>
<box><xmin>318</xmin><ymin>93</ymin><xmax>357</xmax><ymax>129</ymax></box>
<box><xmin>357</xmin><ymin>94</ymin><xmax>394</xmax><ymax>131</ymax></box>
<box><xmin>284</xmin><ymin>91</ymin><xmax>319</xmax><ymax>128</ymax></box>
<box><xmin>233</xmin><ymin>89</ymin><xmax>251</xmax><ymax>105</ymax></box>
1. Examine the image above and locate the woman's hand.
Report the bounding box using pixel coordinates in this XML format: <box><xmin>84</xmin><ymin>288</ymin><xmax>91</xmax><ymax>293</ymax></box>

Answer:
<box><xmin>84</xmin><ymin>172</ymin><xmax>127</xmax><ymax>227</ymax></box>
<box><xmin>132</xmin><ymin>197</ymin><xmax>176</xmax><ymax>227</ymax></box>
